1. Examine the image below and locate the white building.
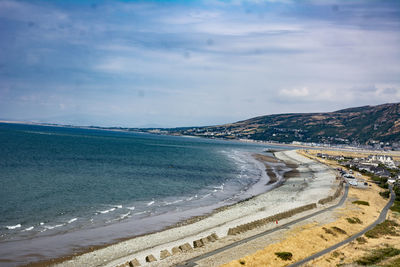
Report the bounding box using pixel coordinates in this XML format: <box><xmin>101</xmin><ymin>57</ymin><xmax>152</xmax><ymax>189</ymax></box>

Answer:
<box><xmin>368</xmin><ymin>155</ymin><xmax>397</xmax><ymax>169</ymax></box>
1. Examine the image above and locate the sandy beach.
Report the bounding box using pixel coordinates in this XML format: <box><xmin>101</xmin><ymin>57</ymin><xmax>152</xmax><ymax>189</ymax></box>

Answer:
<box><xmin>51</xmin><ymin>150</ymin><xmax>338</xmax><ymax>267</ymax></box>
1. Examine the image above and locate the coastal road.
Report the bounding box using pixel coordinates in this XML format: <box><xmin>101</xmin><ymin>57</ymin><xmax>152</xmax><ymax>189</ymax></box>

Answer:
<box><xmin>175</xmin><ymin>183</ymin><xmax>349</xmax><ymax>267</ymax></box>
<box><xmin>287</xmin><ymin>185</ymin><xmax>395</xmax><ymax>267</ymax></box>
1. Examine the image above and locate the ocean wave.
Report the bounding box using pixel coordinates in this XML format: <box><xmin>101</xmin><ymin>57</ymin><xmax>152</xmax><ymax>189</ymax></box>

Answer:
<box><xmin>98</xmin><ymin>207</ymin><xmax>117</xmax><ymax>214</ymax></box>
<box><xmin>67</xmin><ymin>218</ymin><xmax>78</xmax><ymax>224</ymax></box>
<box><xmin>23</xmin><ymin>226</ymin><xmax>34</xmax><ymax>231</ymax></box>
<box><xmin>163</xmin><ymin>199</ymin><xmax>183</xmax><ymax>206</ymax></box>
<box><xmin>213</xmin><ymin>183</ymin><xmax>225</xmax><ymax>191</ymax></box>
<box><xmin>43</xmin><ymin>224</ymin><xmax>64</xmax><ymax>231</ymax></box>
<box><xmin>147</xmin><ymin>201</ymin><xmax>155</xmax><ymax>206</ymax></box>
<box><xmin>120</xmin><ymin>212</ymin><xmax>131</xmax><ymax>220</ymax></box>
<box><xmin>6</xmin><ymin>224</ymin><xmax>21</xmax><ymax>230</ymax></box>
<box><xmin>127</xmin><ymin>206</ymin><xmax>135</xmax><ymax>210</ymax></box>
<box><xmin>201</xmin><ymin>193</ymin><xmax>211</xmax><ymax>199</ymax></box>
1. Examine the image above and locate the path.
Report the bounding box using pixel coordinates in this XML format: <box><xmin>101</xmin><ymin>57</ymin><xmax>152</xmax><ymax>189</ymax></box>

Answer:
<box><xmin>176</xmin><ymin>183</ymin><xmax>349</xmax><ymax>267</ymax></box>
<box><xmin>287</xmin><ymin>185</ymin><xmax>395</xmax><ymax>267</ymax></box>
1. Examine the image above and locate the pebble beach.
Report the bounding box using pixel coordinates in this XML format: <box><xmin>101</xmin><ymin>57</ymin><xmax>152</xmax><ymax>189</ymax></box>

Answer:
<box><xmin>54</xmin><ymin>150</ymin><xmax>338</xmax><ymax>267</ymax></box>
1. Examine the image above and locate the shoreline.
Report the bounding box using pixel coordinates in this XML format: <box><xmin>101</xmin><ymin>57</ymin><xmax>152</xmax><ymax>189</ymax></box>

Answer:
<box><xmin>47</xmin><ymin>150</ymin><xmax>337</xmax><ymax>267</ymax></box>
<box><xmin>20</xmin><ymin>151</ymin><xmax>290</xmax><ymax>267</ymax></box>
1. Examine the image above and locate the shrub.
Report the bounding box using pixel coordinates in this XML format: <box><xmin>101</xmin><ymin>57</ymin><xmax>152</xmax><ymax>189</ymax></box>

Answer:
<box><xmin>346</xmin><ymin>217</ymin><xmax>362</xmax><ymax>224</ymax></box>
<box><xmin>323</xmin><ymin>227</ymin><xmax>337</xmax><ymax>236</ymax></box>
<box><xmin>356</xmin><ymin>247</ymin><xmax>400</xmax><ymax>265</ymax></box>
<box><xmin>332</xmin><ymin>226</ymin><xmax>347</xmax><ymax>235</ymax></box>
<box><xmin>390</xmin><ymin>201</ymin><xmax>400</xmax><ymax>213</ymax></box>
<box><xmin>275</xmin><ymin>252</ymin><xmax>293</xmax><ymax>261</ymax></box>
<box><xmin>239</xmin><ymin>259</ymin><xmax>246</xmax><ymax>265</ymax></box>
<box><xmin>353</xmin><ymin>200</ymin><xmax>370</xmax><ymax>206</ymax></box>
<box><xmin>356</xmin><ymin>237</ymin><xmax>367</xmax><ymax>244</ymax></box>
<box><xmin>379</xmin><ymin>190</ymin><xmax>390</xmax><ymax>199</ymax></box>
<box><xmin>365</xmin><ymin>220</ymin><xmax>399</xmax><ymax>238</ymax></box>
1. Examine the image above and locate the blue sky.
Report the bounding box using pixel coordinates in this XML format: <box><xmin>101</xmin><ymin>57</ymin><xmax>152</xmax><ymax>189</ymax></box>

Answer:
<box><xmin>0</xmin><ymin>0</ymin><xmax>399</xmax><ymax>127</ymax></box>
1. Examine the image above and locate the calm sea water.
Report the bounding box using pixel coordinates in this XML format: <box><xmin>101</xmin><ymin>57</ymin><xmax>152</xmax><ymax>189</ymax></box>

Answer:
<box><xmin>0</xmin><ymin>123</ymin><xmax>278</xmax><ymax>265</ymax></box>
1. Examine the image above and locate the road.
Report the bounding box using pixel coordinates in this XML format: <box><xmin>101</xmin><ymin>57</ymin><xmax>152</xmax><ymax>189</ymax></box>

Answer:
<box><xmin>175</xmin><ymin>183</ymin><xmax>349</xmax><ymax>267</ymax></box>
<box><xmin>287</xmin><ymin>185</ymin><xmax>395</xmax><ymax>267</ymax></box>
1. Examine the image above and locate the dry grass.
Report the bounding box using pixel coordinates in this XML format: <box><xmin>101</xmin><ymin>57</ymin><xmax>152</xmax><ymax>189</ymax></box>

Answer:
<box><xmin>221</xmin><ymin>150</ymin><xmax>394</xmax><ymax>267</ymax></box>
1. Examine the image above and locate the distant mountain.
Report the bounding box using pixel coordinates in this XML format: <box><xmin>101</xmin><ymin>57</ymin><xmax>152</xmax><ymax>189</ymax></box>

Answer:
<box><xmin>158</xmin><ymin>103</ymin><xmax>400</xmax><ymax>145</ymax></box>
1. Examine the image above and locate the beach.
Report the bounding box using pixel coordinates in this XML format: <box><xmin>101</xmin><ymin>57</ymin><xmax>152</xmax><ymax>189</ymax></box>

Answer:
<box><xmin>52</xmin><ymin>150</ymin><xmax>338</xmax><ymax>267</ymax></box>
<box><xmin>221</xmin><ymin>149</ymin><xmax>397</xmax><ymax>267</ymax></box>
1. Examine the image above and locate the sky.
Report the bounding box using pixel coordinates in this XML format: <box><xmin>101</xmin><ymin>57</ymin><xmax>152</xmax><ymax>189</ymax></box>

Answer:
<box><xmin>0</xmin><ymin>0</ymin><xmax>399</xmax><ymax>127</ymax></box>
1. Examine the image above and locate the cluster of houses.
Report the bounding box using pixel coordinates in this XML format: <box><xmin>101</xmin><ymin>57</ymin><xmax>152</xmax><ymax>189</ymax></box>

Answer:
<box><xmin>316</xmin><ymin>153</ymin><xmax>400</xmax><ymax>186</ymax></box>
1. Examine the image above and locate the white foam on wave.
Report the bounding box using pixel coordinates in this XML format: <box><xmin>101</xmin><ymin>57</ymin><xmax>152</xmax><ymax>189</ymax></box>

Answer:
<box><xmin>120</xmin><ymin>212</ymin><xmax>131</xmax><ymax>220</ymax></box>
<box><xmin>6</xmin><ymin>224</ymin><xmax>21</xmax><ymax>230</ymax></box>
<box><xmin>23</xmin><ymin>226</ymin><xmax>34</xmax><ymax>231</ymax></box>
<box><xmin>116</xmin><ymin>205</ymin><xmax>122</xmax><ymax>209</ymax></box>
<box><xmin>42</xmin><ymin>224</ymin><xmax>64</xmax><ymax>231</ymax></box>
<box><xmin>201</xmin><ymin>193</ymin><xmax>211</xmax><ymax>199</ymax></box>
<box><xmin>127</xmin><ymin>206</ymin><xmax>135</xmax><ymax>210</ymax></box>
<box><xmin>163</xmin><ymin>199</ymin><xmax>183</xmax><ymax>206</ymax></box>
<box><xmin>147</xmin><ymin>201</ymin><xmax>155</xmax><ymax>206</ymax></box>
<box><xmin>213</xmin><ymin>183</ymin><xmax>225</xmax><ymax>191</ymax></box>
<box><xmin>99</xmin><ymin>207</ymin><xmax>117</xmax><ymax>214</ymax></box>
<box><xmin>68</xmin><ymin>218</ymin><xmax>77</xmax><ymax>224</ymax></box>
<box><xmin>40</xmin><ymin>222</ymin><xmax>44</xmax><ymax>226</ymax></box>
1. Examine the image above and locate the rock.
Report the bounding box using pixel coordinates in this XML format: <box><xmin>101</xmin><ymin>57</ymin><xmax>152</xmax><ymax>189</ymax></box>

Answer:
<box><xmin>193</xmin><ymin>239</ymin><xmax>204</xmax><ymax>248</ymax></box>
<box><xmin>145</xmin><ymin>254</ymin><xmax>157</xmax><ymax>263</ymax></box>
<box><xmin>128</xmin><ymin>258</ymin><xmax>141</xmax><ymax>267</ymax></box>
<box><xmin>200</xmin><ymin>237</ymin><xmax>210</xmax><ymax>245</ymax></box>
<box><xmin>160</xmin><ymin>249</ymin><xmax>171</xmax><ymax>260</ymax></box>
<box><xmin>172</xmin><ymin>246</ymin><xmax>182</xmax><ymax>255</ymax></box>
<box><xmin>211</xmin><ymin>233</ymin><xmax>219</xmax><ymax>240</ymax></box>
<box><xmin>179</xmin><ymin>243</ymin><xmax>193</xmax><ymax>252</ymax></box>
<box><xmin>207</xmin><ymin>235</ymin><xmax>215</xmax><ymax>242</ymax></box>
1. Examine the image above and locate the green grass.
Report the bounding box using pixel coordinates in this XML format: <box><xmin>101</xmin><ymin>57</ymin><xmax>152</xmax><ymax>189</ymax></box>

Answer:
<box><xmin>275</xmin><ymin>252</ymin><xmax>293</xmax><ymax>261</ymax></box>
<box><xmin>380</xmin><ymin>190</ymin><xmax>390</xmax><ymax>199</ymax></box>
<box><xmin>390</xmin><ymin>201</ymin><xmax>400</xmax><ymax>213</ymax></box>
<box><xmin>365</xmin><ymin>220</ymin><xmax>399</xmax><ymax>238</ymax></box>
<box><xmin>355</xmin><ymin>246</ymin><xmax>400</xmax><ymax>265</ymax></box>
<box><xmin>352</xmin><ymin>200</ymin><xmax>370</xmax><ymax>206</ymax></box>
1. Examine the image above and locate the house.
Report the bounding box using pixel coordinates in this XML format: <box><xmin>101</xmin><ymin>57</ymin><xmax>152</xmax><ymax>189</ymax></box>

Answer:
<box><xmin>368</xmin><ymin>155</ymin><xmax>397</xmax><ymax>169</ymax></box>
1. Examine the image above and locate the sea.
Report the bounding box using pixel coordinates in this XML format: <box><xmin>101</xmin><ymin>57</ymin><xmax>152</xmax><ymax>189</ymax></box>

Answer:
<box><xmin>0</xmin><ymin>122</ymin><xmax>287</xmax><ymax>266</ymax></box>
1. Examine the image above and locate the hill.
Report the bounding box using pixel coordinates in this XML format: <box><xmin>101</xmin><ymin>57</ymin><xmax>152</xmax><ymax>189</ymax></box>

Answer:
<box><xmin>157</xmin><ymin>103</ymin><xmax>400</xmax><ymax>146</ymax></box>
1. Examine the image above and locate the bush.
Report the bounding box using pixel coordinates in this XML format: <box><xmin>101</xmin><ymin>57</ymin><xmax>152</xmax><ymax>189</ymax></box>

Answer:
<box><xmin>332</xmin><ymin>226</ymin><xmax>347</xmax><ymax>235</ymax></box>
<box><xmin>356</xmin><ymin>237</ymin><xmax>367</xmax><ymax>244</ymax></box>
<box><xmin>346</xmin><ymin>217</ymin><xmax>362</xmax><ymax>224</ymax></box>
<box><xmin>323</xmin><ymin>227</ymin><xmax>336</xmax><ymax>236</ymax></box>
<box><xmin>275</xmin><ymin>252</ymin><xmax>293</xmax><ymax>261</ymax></box>
<box><xmin>390</xmin><ymin>201</ymin><xmax>400</xmax><ymax>213</ymax></box>
<box><xmin>353</xmin><ymin>200</ymin><xmax>370</xmax><ymax>206</ymax></box>
<box><xmin>356</xmin><ymin>247</ymin><xmax>400</xmax><ymax>265</ymax></box>
<box><xmin>380</xmin><ymin>190</ymin><xmax>390</xmax><ymax>198</ymax></box>
<box><xmin>365</xmin><ymin>220</ymin><xmax>399</xmax><ymax>238</ymax></box>
<box><xmin>379</xmin><ymin>182</ymin><xmax>389</xmax><ymax>189</ymax></box>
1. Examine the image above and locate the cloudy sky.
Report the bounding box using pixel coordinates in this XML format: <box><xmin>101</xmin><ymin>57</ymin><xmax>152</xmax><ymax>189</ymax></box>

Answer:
<box><xmin>0</xmin><ymin>0</ymin><xmax>399</xmax><ymax>127</ymax></box>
